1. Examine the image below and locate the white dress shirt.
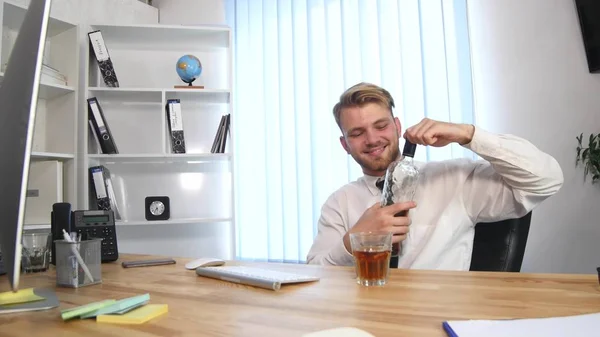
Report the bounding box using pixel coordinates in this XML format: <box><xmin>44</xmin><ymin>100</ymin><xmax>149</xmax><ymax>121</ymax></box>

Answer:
<box><xmin>306</xmin><ymin>126</ymin><xmax>564</xmax><ymax>270</ymax></box>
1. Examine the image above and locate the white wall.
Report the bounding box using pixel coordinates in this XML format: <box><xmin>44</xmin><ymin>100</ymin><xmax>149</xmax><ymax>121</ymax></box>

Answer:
<box><xmin>8</xmin><ymin>0</ymin><xmax>157</xmax><ymax>25</ymax></box>
<box><xmin>153</xmin><ymin>0</ymin><xmax>226</xmax><ymax>25</ymax></box>
<box><xmin>468</xmin><ymin>0</ymin><xmax>600</xmax><ymax>274</ymax></box>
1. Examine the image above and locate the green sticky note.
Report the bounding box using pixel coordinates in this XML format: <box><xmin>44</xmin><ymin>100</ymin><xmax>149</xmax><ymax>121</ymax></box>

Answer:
<box><xmin>61</xmin><ymin>299</ymin><xmax>116</xmax><ymax>321</ymax></box>
<box><xmin>80</xmin><ymin>294</ymin><xmax>150</xmax><ymax>319</ymax></box>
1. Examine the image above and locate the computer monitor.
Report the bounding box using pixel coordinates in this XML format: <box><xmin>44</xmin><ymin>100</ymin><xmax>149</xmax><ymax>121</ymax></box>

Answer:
<box><xmin>0</xmin><ymin>0</ymin><xmax>52</xmax><ymax>292</ymax></box>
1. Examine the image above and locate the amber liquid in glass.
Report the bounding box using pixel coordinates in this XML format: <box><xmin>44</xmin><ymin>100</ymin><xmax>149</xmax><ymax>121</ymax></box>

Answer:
<box><xmin>353</xmin><ymin>247</ymin><xmax>391</xmax><ymax>286</ymax></box>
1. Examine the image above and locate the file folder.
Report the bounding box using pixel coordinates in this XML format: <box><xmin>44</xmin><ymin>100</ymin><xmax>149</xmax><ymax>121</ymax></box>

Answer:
<box><xmin>165</xmin><ymin>99</ymin><xmax>186</xmax><ymax>153</ymax></box>
<box><xmin>210</xmin><ymin>115</ymin><xmax>226</xmax><ymax>153</ymax></box>
<box><xmin>88</xmin><ymin>30</ymin><xmax>120</xmax><ymax>87</ymax></box>
<box><xmin>88</xmin><ymin>165</ymin><xmax>121</xmax><ymax>219</ymax></box>
<box><xmin>87</xmin><ymin>97</ymin><xmax>118</xmax><ymax>154</ymax></box>
<box><xmin>210</xmin><ymin>114</ymin><xmax>230</xmax><ymax>153</ymax></box>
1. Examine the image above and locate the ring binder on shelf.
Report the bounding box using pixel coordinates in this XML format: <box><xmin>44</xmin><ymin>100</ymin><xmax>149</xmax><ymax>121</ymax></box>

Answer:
<box><xmin>210</xmin><ymin>114</ymin><xmax>230</xmax><ymax>154</ymax></box>
<box><xmin>87</xmin><ymin>97</ymin><xmax>118</xmax><ymax>154</ymax></box>
<box><xmin>88</xmin><ymin>30</ymin><xmax>120</xmax><ymax>87</ymax></box>
<box><xmin>89</xmin><ymin>165</ymin><xmax>121</xmax><ymax>220</ymax></box>
<box><xmin>165</xmin><ymin>99</ymin><xmax>186</xmax><ymax>154</ymax></box>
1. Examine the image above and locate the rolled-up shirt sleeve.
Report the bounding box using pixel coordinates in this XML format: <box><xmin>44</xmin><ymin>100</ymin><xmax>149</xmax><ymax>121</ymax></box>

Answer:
<box><xmin>460</xmin><ymin>126</ymin><xmax>564</xmax><ymax>222</ymax></box>
<box><xmin>306</xmin><ymin>193</ymin><xmax>355</xmax><ymax>266</ymax></box>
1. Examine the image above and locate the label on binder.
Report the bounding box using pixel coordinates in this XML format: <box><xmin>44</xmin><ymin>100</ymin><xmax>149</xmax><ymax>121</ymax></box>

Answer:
<box><xmin>90</xmin><ymin>101</ymin><xmax>107</xmax><ymax>135</ymax></box>
<box><xmin>92</xmin><ymin>170</ymin><xmax>108</xmax><ymax>199</ymax></box>
<box><xmin>169</xmin><ymin>102</ymin><xmax>183</xmax><ymax>131</ymax></box>
<box><xmin>89</xmin><ymin>31</ymin><xmax>109</xmax><ymax>62</ymax></box>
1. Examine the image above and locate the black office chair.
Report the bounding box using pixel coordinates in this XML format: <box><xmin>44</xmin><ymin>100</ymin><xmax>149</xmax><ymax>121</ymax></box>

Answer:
<box><xmin>469</xmin><ymin>211</ymin><xmax>532</xmax><ymax>272</ymax></box>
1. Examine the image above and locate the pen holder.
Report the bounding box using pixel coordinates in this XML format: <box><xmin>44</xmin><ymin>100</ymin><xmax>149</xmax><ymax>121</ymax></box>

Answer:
<box><xmin>54</xmin><ymin>238</ymin><xmax>102</xmax><ymax>288</ymax></box>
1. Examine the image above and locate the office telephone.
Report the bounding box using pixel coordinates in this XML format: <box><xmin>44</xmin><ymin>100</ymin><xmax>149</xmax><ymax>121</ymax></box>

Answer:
<box><xmin>72</xmin><ymin>210</ymin><xmax>119</xmax><ymax>262</ymax></box>
<box><xmin>51</xmin><ymin>203</ymin><xmax>119</xmax><ymax>263</ymax></box>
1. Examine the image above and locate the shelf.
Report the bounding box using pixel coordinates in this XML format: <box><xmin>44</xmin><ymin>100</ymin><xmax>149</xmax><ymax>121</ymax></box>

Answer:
<box><xmin>88</xmin><ymin>153</ymin><xmax>231</xmax><ymax>164</ymax></box>
<box><xmin>24</xmin><ymin>224</ymin><xmax>50</xmax><ymax>230</ymax></box>
<box><xmin>3</xmin><ymin>2</ymin><xmax>76</xmax><ymax>37</ymax></box>
<box><xmin>88</xmin><ymin>87</ymin><xmax>231</xmax><ymax>103</ymax></box>
<box><xmin>116</xmin><ymin>217</ymin><xmax>231</xmax><ymax>226</ymax></box>
<box><xmin>90</xmin><ymin>23</ymin><xmax>230</xmax><ymax>49</ymax></box>
<box><xmin>0</xmin><ymin>72</ymin><xmax>75</xmax><ymax>100</ymax></box>
<box><xmin>31</xmin><ymin>152</ymin><xmax>74</xmax><ymax>161</ymax></box>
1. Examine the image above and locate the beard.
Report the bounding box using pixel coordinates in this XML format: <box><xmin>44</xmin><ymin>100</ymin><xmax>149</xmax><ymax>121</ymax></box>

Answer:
<box><xmin>350</xmin><ymin>141</ymin><xmax>400</xmax><ymax>175</ymax></box>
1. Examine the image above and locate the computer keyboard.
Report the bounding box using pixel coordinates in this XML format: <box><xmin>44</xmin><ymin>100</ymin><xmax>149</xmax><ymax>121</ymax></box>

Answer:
<box><xmin>195</xmin><ymin>265</ymin><xmax>320</xmax><ymax>291</ymax></box>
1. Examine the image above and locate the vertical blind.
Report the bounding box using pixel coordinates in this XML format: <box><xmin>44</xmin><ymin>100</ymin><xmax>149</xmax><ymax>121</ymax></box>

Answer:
<box><xmin>225</xmin><ymin>0</ymin><xmax>475</xmax><ymax>263</ymax></box>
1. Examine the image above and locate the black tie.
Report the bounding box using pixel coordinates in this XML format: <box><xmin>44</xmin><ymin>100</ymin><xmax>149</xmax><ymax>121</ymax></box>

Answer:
<box><xmin>374</xmin><ymin>178</ymin><xmax>400</xmax><ymax>269</ymax></box>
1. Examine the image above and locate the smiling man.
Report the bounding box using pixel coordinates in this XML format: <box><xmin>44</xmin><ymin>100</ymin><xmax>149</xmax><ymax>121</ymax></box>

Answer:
<box><xmin>306</xmin><ymin>82</ymin><xmax>564</xmax><ymax>270</ymax></box>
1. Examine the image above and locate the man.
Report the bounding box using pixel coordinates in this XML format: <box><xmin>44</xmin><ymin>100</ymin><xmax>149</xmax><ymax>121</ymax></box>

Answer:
<box><xmin>306</xmin><ymin>82</ymin><xmax>563</xmax><ymax>270</ymax></box>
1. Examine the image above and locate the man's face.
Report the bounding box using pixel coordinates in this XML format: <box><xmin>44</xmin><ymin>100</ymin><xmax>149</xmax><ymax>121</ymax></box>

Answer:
<box><xmin>339</xmin><ymin>102</ymin><xmax>401</xmax><ymax>177</ymax></box>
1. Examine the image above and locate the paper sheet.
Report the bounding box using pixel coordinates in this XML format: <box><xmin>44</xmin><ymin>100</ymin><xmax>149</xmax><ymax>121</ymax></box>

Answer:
<box><xmin>444</xmin><ymin>312</ymin><xmax>600</xmax><ymax>337</ymax></box>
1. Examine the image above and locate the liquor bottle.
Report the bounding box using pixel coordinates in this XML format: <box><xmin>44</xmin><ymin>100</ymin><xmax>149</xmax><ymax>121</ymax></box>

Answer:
<box><xmin>380</xmin><ymin>140</ymin><xmax>419</xmax><ymax>262</ymax></box>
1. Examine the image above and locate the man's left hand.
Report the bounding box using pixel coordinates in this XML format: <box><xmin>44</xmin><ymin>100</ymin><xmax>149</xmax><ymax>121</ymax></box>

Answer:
<box><xmin>404</xmin><ymin>118</ymin><xmax>475</xmax><ymax>147</ymax></box>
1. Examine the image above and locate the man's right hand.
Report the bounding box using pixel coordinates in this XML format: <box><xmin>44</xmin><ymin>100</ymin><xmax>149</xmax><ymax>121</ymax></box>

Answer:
<box><xmin>343</xmin><ymin>201</ymin><xmax>417</xmax><ymax>253</ymax></box>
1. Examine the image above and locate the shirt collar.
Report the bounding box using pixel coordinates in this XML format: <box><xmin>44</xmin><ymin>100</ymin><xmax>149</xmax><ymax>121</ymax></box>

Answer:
<box><xmin>362</xmin><ymin>174</ymin><xmax>385</xmax><ymax>196</ymax></box>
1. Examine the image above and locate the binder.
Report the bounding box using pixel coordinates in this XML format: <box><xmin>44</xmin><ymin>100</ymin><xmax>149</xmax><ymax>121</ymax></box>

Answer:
<box><xmin>24</xmin><ymin>161</ymin><xmax>63</xmax><ymax>225</ymax></box>
<box><xmin>210</xmin><ymin>115</ymin><xmax>226</xmax><ymax>153</ymax></box>
<box><xmin>87</xmin><ymin>97</ymin><xmax>118</xmax><ymax>154</ymax></box>
<box><xmin>165</xmin><ymin>99</ymin><xmax>186</xmax><ymax>153</ymax></box>
<box><xmin>88</xmin><ymin>166</ymin><xmax>121</xmax><ymax>220</ymax></box>
<box><xmin>221</xmin><ymin>114</ymin><xmax>230</xmax><ymax>153</ymax></box>
<box><xmin>210</xmin><ymin>114</ymin><xmax>230</xmax><ymax>154</ymax></box>
<box><xmin>88</xmin><ymin>30</ymin><xmax>119</xmax><ymax>87</ymax></box>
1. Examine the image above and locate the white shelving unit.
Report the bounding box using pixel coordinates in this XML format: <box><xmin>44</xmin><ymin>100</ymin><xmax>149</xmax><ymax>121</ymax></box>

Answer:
<box><xmin>0</xmin><ymin>1</ymin><xmax>79</xmax><ymax>230</ymax></box>
<box><xmin>80</xmin><ymin>23</ymin><xmax>235</xmax><ymax>259</ymax></box>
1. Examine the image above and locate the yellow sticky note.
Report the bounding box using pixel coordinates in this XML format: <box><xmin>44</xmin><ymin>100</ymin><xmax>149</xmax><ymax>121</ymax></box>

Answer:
<box><xmin>97</xmin><ymin>304</ymin><xmax>168</xmax><ymax>325</ymax></box>
<box><xmin>0</xmin><ymin>288</ymin><xmax>45</xmax><ymax>306</ymax></box>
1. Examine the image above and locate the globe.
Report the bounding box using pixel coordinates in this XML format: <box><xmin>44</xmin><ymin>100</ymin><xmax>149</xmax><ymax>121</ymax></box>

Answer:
<box><xmin>176</xmin><ymin>54</ymin><xmax>202</xmax><ymax>86</ymax></box>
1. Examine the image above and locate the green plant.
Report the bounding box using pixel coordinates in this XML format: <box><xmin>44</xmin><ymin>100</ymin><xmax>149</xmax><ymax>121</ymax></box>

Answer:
<box><xmin>576</xmin><ymin>133</ymin><xmax>600</xmax><ymax>183</ymax></box>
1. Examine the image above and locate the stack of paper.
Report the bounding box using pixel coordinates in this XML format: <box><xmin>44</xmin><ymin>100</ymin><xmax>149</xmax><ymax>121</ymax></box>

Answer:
<box><xmin>61</xmin><ymin>293</ymin><xmax>168</xmax><ymax>324</ymax></box>
<box><xmin>443</xmin><ymin>312</ymin><xmax>600</xmax><ymax>337</ymax></box>
<box><xmin>0</xmin><ymin>288</ymin><xmax>59</xmax><ymax>314</ymax></box>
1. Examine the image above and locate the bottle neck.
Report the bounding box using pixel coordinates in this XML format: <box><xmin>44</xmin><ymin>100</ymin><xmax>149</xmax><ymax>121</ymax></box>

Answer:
<box><xmin>402</xmin><ymin>154</ymin><xmax>414</xmax><ymax>163</ymax></box>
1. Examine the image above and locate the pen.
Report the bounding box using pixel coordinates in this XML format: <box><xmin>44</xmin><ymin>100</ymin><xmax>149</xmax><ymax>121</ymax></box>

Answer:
<box><xmin>62</xmin><ymin>229</ymin><xmax>94</xmax><ymax>283</ymax></box>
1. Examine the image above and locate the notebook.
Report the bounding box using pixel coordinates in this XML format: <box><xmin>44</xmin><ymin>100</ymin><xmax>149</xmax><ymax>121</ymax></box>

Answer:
<box><xmin>443</xmin><ymin>312</ymin><xmax>600</xmax><ymax>337</ymax></box>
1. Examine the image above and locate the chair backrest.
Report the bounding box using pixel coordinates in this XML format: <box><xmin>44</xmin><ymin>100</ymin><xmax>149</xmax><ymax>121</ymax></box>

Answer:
<box><xmin>469</xmin><ymin>212</ymin><xmax>532</xmax><ymax>272</ymax></box>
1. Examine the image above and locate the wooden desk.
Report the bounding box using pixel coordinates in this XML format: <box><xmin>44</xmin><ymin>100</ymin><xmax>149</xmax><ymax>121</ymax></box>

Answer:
<box><xmin>0</xmin><ymin>254</ymin><xmax>599</xmax><ymax>336</ymax></box>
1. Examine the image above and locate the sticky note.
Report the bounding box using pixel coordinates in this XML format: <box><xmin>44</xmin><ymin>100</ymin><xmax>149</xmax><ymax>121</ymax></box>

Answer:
<box><xmin>80</xmin><ymin>293</ymin><xmax>150</xmax><ymax>319</ymax></box>
<box><xmin>61</xmin><ymin>299</ymin><xmax>116</xmax><ymax>321</ymax></box>
<box><xmin>0</xmin><ymin>288</ymin><xmax>44</xmax><ymax>306</ymax></box>
<box><xmin>97</xmin><ymin>304</ymin><xmax>168</xmax><ymax>325</ymax></box>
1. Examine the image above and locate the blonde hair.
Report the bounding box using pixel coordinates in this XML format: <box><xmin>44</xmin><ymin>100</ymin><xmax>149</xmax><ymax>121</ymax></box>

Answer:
<box><xmin>332</xmin><ymin>82</ymin><xmax>395</xmax><ymax>128</ymax></box>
